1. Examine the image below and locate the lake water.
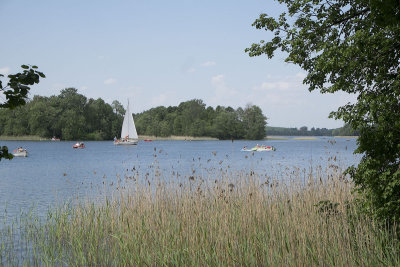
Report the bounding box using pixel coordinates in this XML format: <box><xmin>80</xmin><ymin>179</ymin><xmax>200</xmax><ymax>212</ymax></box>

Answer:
<box><xmin>0</xmin><ymin>138</ymin><xmax>360</xmax><ymax>220</ymax></box>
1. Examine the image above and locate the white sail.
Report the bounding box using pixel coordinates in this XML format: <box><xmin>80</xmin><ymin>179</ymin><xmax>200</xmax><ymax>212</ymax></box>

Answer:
<box><xmin>115</xmin><ymin>100</ymin><xmax>138</xmax><ymax>145</ymax></box>
<box><xmin>120</xmin><ymin>101</ymin><xmax>138</xmax><ymax>140</ymax></box>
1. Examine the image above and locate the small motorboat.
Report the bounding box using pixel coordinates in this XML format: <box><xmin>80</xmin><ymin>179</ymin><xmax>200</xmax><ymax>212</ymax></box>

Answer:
<box><xmin>256</xmin><ymin>146</ymin><xmax>276</xmax><ymax>151</ymax></box>
<box><xmin>72</xmin><ymin>142</ymin><xmax>85</xmax><ymax>149</ymax></box>
<box><xmin>241</xmin><ymin>145</ymin><xmax>276</xmax><ymax>152</ymax></box>
<box><xmin>13</xmin><ymin>148</ymin><xmax>28</xmax><ymax>157</ymax></box>
<box><xmin>143</xmin><ymin>139</ymin><xmax>153</xmax><ymax>141</ymax></box>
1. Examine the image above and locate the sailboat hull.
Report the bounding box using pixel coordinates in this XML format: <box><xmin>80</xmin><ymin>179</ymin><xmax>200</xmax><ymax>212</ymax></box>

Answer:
<box><xmin>116</xmin><ymin>100</ymin><xmax>139</xmax><ymax>146</ymax></box>
<box><xmin>114</xmin><ymin>140</ymin><xmax>138</xmax><ymax>145</ymax></box>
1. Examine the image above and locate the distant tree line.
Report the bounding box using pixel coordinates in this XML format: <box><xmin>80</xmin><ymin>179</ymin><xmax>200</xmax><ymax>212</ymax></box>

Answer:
<box><xmin>0</xmin><ymin>89</ymin><xmax>268</xmax><ymax>140</ymax></box>
<box><xmin>266</xmin><ymin>124</ymin><xmax>359</xmax><ymax>136</ymax></box>
<box><xmin>0</xmin><ymin>88</ymin><xmax>123</xmax><ymax>140</ymax></box>
<box><xmin>134</xmin><ymin>99</ymin><xmax>267</xmax><ymax>140</ymax></box>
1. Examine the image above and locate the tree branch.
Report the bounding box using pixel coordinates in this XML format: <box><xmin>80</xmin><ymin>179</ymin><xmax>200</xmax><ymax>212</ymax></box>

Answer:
<box><xmin>330</xmin><ymin>7</ymin><xmax>370</xmax><ymax>27</ymax></box>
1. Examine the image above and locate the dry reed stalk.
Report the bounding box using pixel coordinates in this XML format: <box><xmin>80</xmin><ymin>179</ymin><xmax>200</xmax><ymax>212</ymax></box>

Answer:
<box><xmin>1</xmin><ymin>167</ymin><xmax>399</xmax><ymax>266</ymax></box>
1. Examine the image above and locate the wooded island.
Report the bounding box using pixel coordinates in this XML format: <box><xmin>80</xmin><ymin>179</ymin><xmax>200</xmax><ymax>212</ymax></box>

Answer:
<box><xmin>0</xmin><ymin>88</ymin><xmax>355</xmax><ymax>140</ymax></box>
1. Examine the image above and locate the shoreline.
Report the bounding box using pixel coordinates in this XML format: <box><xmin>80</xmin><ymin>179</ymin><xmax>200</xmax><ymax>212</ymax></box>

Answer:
<box><xmin>0</xmin><ymin>135</ymin><xmax>47</xmax><ymax>141</ymax></box>
<box><xmin>0</xmin><ymin>135</ymin><xmax>358</xmax><ymax>141</ymax></box>
<box><xmin>138</xmin><ymin>135</ymin><xmax>218</xmax><ymax>141</ymax></box>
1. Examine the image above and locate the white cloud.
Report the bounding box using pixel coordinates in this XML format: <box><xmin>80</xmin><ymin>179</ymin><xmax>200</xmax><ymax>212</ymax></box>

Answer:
<box><xmin>201</xmin><ymin>61</ymin><xmax>216</xmax><ymax>67</ymax></box>
<box><xmin>0</xmin><ymin>67</ymin><xmax>10</xmax><ymax>75</ymax></box>
<box><xmin>250</xmin><ymin>74</ymin><xmax>305</xmax><ymax>106</ymax></box>
<box><xmin>151</xmin><ymin>93</ymin><xmax>168</xmax><ymax>107</ymax></box>
<box><xmin>104</xmin><ymin>78</ymin><xmax>116</xmax><ymax>85</ymax></box>
<box><xmin>211</xmin><ymin>74</ymin><xmax>225</xmax><ymax>86</ymax></box>
<box><xmin>242</xmin><ymin>72</ymin><xmax>359</xmax><ymax>128</ymax></box>
<box><xmin>147</xmin><ymin>91</ymin><xmax>178</xmax><ymax>108</ymax></box>
<box><xmin>257</xmin><ymin>81</ymin><xmax>291</xmax><ymax>91</ymax></box>
<box><xmin>208</xmin><ymin>74</ymin><xmax>240</xmax><ymax>106</ymax></box>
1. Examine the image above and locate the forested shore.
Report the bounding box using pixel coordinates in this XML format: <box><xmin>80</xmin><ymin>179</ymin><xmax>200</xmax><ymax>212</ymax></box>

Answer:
<box><xmin>266</xmin><ymin>124</ymin><xmax>358</xmax><ymax>136</ymax></box>
<box><xmin>0</xmin><ymin>88</ymin><xmax>123</xmax><ymax>141</ymax></box>
<box><xmin>0</xmin><ymin>88</ymin><xmax>356</xmax><ymax>141</ymax></box>
<box><xmin>0</xmin><ymin>88</ymin><xmax>267</xmax><ymax>140</ymax></box>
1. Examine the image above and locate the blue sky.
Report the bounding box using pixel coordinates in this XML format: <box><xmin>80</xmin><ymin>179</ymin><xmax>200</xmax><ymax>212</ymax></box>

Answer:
<box><xmin>0</xmin><ymin>0</ymin><xmax>356</xmax><ymax>128</ymax></box>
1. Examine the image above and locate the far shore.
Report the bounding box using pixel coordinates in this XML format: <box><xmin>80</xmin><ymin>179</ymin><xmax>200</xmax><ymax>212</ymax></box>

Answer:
<box><xmin>0</xmin><ymin>135</ymin><xmax>219</xmax><ymax>141</ymax></box>
<box><xmin>292</xmin><ymin>137</ymin><xmax>319</xmax><ymax>140</ymax></box>
<box><xmin>138</xmin><ymin>135</ymin><xmax>218</xmax><ymax>141</ymax></box>
<box><xmin>0</xmin><ymin>135</ymin><xmax>358</xmax><ymax>141</ymax></box>
<box><xmin>0</xmin><ymin>135</ymin><xmax>47</xmax><ymax>141</ymax></box>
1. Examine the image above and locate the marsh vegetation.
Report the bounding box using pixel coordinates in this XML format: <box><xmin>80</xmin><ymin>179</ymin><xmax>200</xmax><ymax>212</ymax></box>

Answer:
<box><xmin>1</xmin><ymin>164</ymin><xmax>398</xmax><ymax>266</ymax></box>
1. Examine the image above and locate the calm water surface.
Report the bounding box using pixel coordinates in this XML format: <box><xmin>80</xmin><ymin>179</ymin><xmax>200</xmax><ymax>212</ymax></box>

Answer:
<box><xmin>0</xmin><ymin>138</ymin><xmax>360</xmax><ymax>219</ymax></box>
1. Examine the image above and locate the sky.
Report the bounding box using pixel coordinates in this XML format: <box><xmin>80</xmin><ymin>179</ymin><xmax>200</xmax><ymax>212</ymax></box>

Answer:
<box><xmin>0</xmin><ymin>0</ymin><xmax>357</xmax><ymax>129</ymax></box>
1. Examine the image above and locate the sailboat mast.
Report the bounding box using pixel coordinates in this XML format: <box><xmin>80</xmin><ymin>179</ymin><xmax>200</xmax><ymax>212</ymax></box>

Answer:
<box><xmin>127</xmin><ymin>99</ymin><xmax>130</xmax><ymax>138</ymax></box>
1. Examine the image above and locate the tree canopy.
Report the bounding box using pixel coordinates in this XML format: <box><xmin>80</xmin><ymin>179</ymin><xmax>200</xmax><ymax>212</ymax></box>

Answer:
<box><xmin>246</xmin><ymin>0</ymin><xmax>400</xmax><ymax>222</ymax></box>
<box><xmin>0</xmin><ymin>88</ymin><xmax>123</xmax><ymax>141</ymax></box>
<box><xmin>0</xmin><ymin>65</ymin><xmax>45</xmax><ymax>160</ymax></box>
<box><xmin>266</xmin><ymin>124</ymin><xmax>358</xmax><ymax>136</ymax></box>
<box><xmin>0</xmin><ymin>90</ymin><xmax>268</xmax><ymax>141</ymax></box>
<box><xmin>134</xmin><ymin>100</ymin><xmax>267</xmax><ymax>140</ymax></box>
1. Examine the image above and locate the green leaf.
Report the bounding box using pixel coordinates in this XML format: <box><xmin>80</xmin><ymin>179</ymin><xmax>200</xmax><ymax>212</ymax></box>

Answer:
<box><xmin>247</xmin><ymin>0</ymin><xmax>400</xmax><ymax>223</ymax></box>
<box><xmin>21</xmin><ymin>65</ymin><xmax>29</xmax><ymax>69</ymax></box>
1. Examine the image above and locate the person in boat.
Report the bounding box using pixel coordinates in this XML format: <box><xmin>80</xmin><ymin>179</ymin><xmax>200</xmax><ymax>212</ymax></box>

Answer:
<box><xmin>243</xmin><ymin>146</ymin><xmax>248</xmax><ymax>150</ymax></box>
<box><xmin>18</xmin><ymin>147</ymin><xmax>24</xmax><ymax>152</ymax></box>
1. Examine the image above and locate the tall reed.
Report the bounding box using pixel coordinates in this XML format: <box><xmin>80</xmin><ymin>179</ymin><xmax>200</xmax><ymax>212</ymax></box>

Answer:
<box><xmin>1</xmin><ymin>167</ymin><xmax>399</xmax><ymax>266</ymax></box>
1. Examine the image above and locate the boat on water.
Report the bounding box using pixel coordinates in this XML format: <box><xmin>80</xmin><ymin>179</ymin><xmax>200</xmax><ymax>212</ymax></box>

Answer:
<box><xmin>114</xmin><ymin>100</ymin><xmax>139</xmax><ymax>145</ymax></box>
<box><xmin>13</xmin><ymin>147</ymin><xmax>28</xmax><ymax>157</ymax></box>
<box><xmin>241</xmin><ymin>145</ymin><xmax>276</xmax><ymax>152</ymax></box>
<box><xmin>72</xmin><ymin>142</ymin><xmax>85</xmax><ymax>149</ymax></box>
<box><xmin>256</xmin><ymin>146</ymin><xmax>276</xmax><ymax>151</ymax></box>
<box><xmin>143</xmin><ymin>139</ymin><xmax>153</xmax><ymax>141</ymax></box>
<box><xmin>51</xmin><ymin>136</ymin><xmax>60</xmax><ymax>141</ymax></box>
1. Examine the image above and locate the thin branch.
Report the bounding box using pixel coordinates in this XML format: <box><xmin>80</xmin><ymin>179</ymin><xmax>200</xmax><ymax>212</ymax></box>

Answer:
<box><xmin>330</xmin><ymin>7</ymin><xmax>370</xmax><ymax>27</ymax></box>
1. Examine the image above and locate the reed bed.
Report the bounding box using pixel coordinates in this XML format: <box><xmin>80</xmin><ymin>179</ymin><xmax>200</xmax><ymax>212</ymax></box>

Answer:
<box><xmin>1</xmin><ymin>168</ymin><xmax>399</xmax><ymax>266</ymax></box>
<box><xmin>0</xmin><ymin>135</ymin><xmax>45</xmax><ymax>141</ymax></box>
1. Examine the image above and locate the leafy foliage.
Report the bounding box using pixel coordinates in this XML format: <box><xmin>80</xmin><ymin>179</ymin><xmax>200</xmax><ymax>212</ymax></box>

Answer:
<box><xmin>246</xmin><ymin>0</ymin><xmax>400</xmax><ymax>222</ymax></box>
<box><xmin>0</xmin><ymin>88</ymin><xmax>123</xmax><ymax>141</ymax></box>
<box><xmin>134</xmin><ymin>100</ymin><xmax>267</xmax><ymax>140</ymax></box>
<box><xmin>1</xmin><ymin>91</ymin><xmax>268</xmax><ymax>141</ymax></box>
<box><xmin>0</xmin><ymin>65</ymin><xmax>45</xmax><ymax>109</ymax></box>
<box><xmin>266</xmin><ymin>124</ymin><xmax>358</xmax><ymax>136</ymax></box>
<box><xmin>0</xmin><ymin>65</ymin><xmax>45</xmax><ymax>160</ymax></box>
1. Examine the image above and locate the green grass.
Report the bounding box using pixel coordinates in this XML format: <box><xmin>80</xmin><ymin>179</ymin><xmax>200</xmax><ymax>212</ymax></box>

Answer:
<box><xmin>0</xmin><ymin>168</ymin><xmax>399</xmax><ymax>266</ymax></box>
<box><xmin>264</xmin><ymin>136</ymin><xmax>289</xmax><ymax>140</ymax></box>
<box><xmin>139</xmin><ymin>135</ymin><xmax>219</xmax><ymax>141</ymax></box>
<box><xmin>292</xmin><ymin>137</ymin><xmax>319</xmax><ymax>140</ymax></box>
<box><xmin>0</xmin><ymin>135</ymin><xmax>47</xmax><ymax>141</ymax></box>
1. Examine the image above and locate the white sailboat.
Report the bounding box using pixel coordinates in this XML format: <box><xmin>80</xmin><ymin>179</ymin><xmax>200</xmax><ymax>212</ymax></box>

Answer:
<box><xmin>114</xmin><ymin>100</ymin><xmax>139</xmax><ymax>145</ymax></box>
